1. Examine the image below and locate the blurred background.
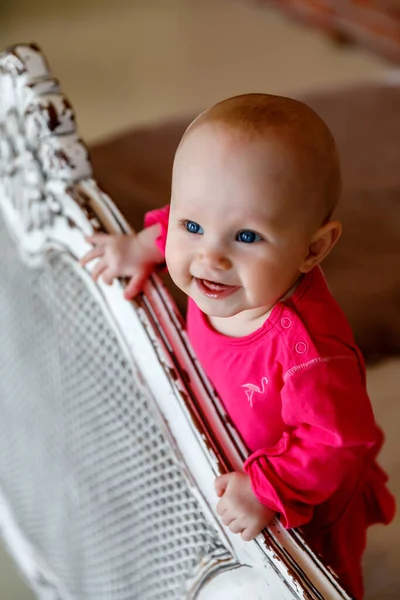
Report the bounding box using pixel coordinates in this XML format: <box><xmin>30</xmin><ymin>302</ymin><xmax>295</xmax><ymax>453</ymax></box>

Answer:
<box><xmin>0</xmin><ymin>0</ymin><xmax>397</xmax><ymax>598</ymax></box>
<box><xmin>0</xmin><ymin>0</ymin><xmax>390</xmax><ymax>144</ymax></box>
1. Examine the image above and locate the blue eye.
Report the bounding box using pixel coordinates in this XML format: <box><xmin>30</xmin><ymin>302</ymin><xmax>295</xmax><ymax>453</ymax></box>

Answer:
<box><xmin>185</xmin><ymin>220</ymin><xmax>204</xmax><ymax>235</ymax></box>
<box><xmin>237</xmin><ymin>230</ymin><xmax>261</xmax><ymax>243</ymax></box>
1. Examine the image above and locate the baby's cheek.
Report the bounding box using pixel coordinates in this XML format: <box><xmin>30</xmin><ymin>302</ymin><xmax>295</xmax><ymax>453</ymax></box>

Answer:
<box><xmin>246</xmin><ymin>267</ymin><xmax>270</xmax><ymax>298</ymax></box>
<box><xmin>247</xmin><ymin>260</ymin><xmax>280</xmax><ymax>296</ymax></box>
<box><xmin>165</xmin><ymin>238</ymin><xmax>180</xmax><ymax>270</ymax></box>
<box><xmin>166</xmin><ymin>242</ymin><xmax>190</xmax><ymax>288</ymax></box>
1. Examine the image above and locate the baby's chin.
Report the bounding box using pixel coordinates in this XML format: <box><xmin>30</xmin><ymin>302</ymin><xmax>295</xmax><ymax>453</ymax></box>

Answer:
<box><xmin>189</xmin><ymin>294</ymin><xmax>243</xmax><ymax>319</ymax></box>
<box><xmin>191</xmin><ymin>291</ymin><xmax>275</xmax><ymax>325</ymax></box>
<box><xmin>199</xmin><ymin>305</ymin><xmax>239</xmax><ymax>319</ymax></box>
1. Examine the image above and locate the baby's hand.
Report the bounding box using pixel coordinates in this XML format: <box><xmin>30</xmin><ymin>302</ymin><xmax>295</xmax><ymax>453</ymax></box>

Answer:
<box><xmin>215</xmin><ymin>472</ymin><xmax>275</xmax><ymax>541</ymax></box>
<box><xmin>80</xmin><ymin>227</ymin><xmax>163</xmax><ymax>299</ymax></box>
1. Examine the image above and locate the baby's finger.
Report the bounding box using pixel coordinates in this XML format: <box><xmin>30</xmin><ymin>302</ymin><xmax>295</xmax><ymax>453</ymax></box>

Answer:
<box><xmin>123</xmin><ymin>271</ymin><xmax>147</xmax><ymax>300</ymax></box>
<box><xmin>80</xmin><ymin>247</ymin><xmax>104</xmax><ymax>268</ymax></box>
<box><xmin>102</xmin><ymin>268</ymin><xmax>116</xmax><ymax>286</ymax></box>
<box><xmin>214</xmin><ymin>474</ymin><xmax>229</xmax><ymax>498</ymax></box>
<box><xmin>241</xmin><ymin>525</ymin><xmax>259</xmax><ymax>542</ymax></box>
<box><xmin>84</xmin><ymin>233</ymin><xmax>109</xmax><ymax>245</ymax></box>
<box><xmin>229</xmin><ymin>519</ymin><xmax>245</xmax><ymax>535</ymax></box>
<box><xmin>91</xmin><ymin>260</ymin><xmax>107</xmax><ymax>282</ymax></box>
<box><xmin>216</xmin><ymin>497</ymin><xmax>226</xmax><ymax>517</ymax></box>
<box><xmin>221</xmin><ymin>512</ymin><xmax>234</xmax><ymax>527</ymax></box>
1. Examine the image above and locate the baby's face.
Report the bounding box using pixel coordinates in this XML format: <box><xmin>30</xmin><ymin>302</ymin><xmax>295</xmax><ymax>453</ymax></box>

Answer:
<box><xmin>166</xmin><ymin>122</ymin><xmax>315</xmax><ymax>323</ymax></box>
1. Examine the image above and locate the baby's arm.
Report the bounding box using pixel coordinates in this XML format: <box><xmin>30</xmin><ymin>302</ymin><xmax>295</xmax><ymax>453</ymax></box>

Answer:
<box><xmin>214</xmin><ymin>357</ymin><xmax>381</xmax><ymax>542</ymax></box>
<box><xmin>80</xmin><ymin>224</ymin><xmax>165</xmax><ymax>299</ymax></box>
<box><xmin>242</xmin><ymin>358</ymin><xmax>379</xmax><ymax>532</ymax></box>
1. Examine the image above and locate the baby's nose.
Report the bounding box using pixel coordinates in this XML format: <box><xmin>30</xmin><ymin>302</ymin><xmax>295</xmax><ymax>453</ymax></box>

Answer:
<box><xmin>198</xmin><ymin>248</ymin><xmax>231</xmax><ymax>271</ymax></box>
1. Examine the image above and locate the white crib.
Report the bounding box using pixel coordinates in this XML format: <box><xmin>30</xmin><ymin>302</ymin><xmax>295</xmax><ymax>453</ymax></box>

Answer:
<box><xmin>0</xmin><ymin>44</ymin><xmax>353</xmax><ymax>600</ymax></box>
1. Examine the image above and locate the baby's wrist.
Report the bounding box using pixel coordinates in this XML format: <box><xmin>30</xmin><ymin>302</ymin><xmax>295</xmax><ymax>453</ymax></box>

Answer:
<box><xmin>137</xmin><ymin>225</ymin><xmax>165</xmax><ymax>266</ymax></box>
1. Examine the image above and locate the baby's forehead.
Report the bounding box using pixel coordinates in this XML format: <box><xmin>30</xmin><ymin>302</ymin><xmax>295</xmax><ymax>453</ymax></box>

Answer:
<box><xmin>175</xmin><ymin>120</ymin><xmax>314</xmax><ymax>192</ymax></box>
<box><xmin>174</xmin><ymin>130</ymin><xmax>306</xmax><ymax>208</ymax></box>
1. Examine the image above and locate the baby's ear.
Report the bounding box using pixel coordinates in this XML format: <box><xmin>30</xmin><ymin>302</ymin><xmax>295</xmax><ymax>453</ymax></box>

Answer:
<box><xmin>300</xmin><ymin>220</ymin><xmax>342</xmax><ymax>273</ymax></box>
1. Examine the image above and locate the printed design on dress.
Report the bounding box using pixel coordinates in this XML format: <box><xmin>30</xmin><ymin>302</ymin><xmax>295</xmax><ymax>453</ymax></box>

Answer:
<box><xmin>241</xmin><ymin>376</ymin><xmax>269</xmax><ymax>407</ymax></box>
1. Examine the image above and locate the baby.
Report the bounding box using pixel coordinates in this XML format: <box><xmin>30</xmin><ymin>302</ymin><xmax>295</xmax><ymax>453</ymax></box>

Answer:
<box><xmin>81</xmin><ymin>94</ymin><xmax>395</xmax><ymax>598</ymax></box>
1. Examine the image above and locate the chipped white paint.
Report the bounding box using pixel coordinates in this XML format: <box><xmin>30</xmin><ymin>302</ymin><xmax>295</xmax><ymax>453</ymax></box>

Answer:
<box><xmin>0</xmin><ymin>44</ymin><xmax>91</xmax><ymax>254</ymax></box>
<box><xmin>0</xmin><ymin>44</ymin><xmax>353</xmax><ymax>599</ymax></box>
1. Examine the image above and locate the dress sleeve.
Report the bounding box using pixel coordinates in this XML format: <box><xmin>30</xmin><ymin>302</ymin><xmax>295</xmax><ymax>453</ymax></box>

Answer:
<box><xmin>144</xmin><ymin>205</ymin><xmax>170</xmax><ymax>258</ymax></box>
<box><xmin>243</xmin><ymin>356</ymin><xmax>378</xmax><ymax>529</ymax></box>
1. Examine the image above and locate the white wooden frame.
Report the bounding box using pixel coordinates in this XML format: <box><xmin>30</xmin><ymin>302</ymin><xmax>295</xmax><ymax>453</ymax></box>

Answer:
<box><xmin>0</xmin><ymin>44</ymin><xmax>353</xmax><ymax>600</ymax></box>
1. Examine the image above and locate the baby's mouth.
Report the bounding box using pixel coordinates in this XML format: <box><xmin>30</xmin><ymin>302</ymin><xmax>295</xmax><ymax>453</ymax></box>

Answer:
<box><xmin>202</xmin><ymin>279</ymin><xmax>230</xmax><ymax>290</ymax></box>
<box><xmin>194</xmin><ymin>278</ymin><xmax>240</xmax><ymax>299</ymax></box>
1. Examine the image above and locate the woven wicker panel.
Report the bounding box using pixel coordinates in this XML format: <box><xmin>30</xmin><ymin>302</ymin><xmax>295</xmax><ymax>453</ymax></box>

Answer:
<box><xmin>0</xmin><ymin>211</ymin><xmax>230</xmax><ymax>600</ymax></box>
